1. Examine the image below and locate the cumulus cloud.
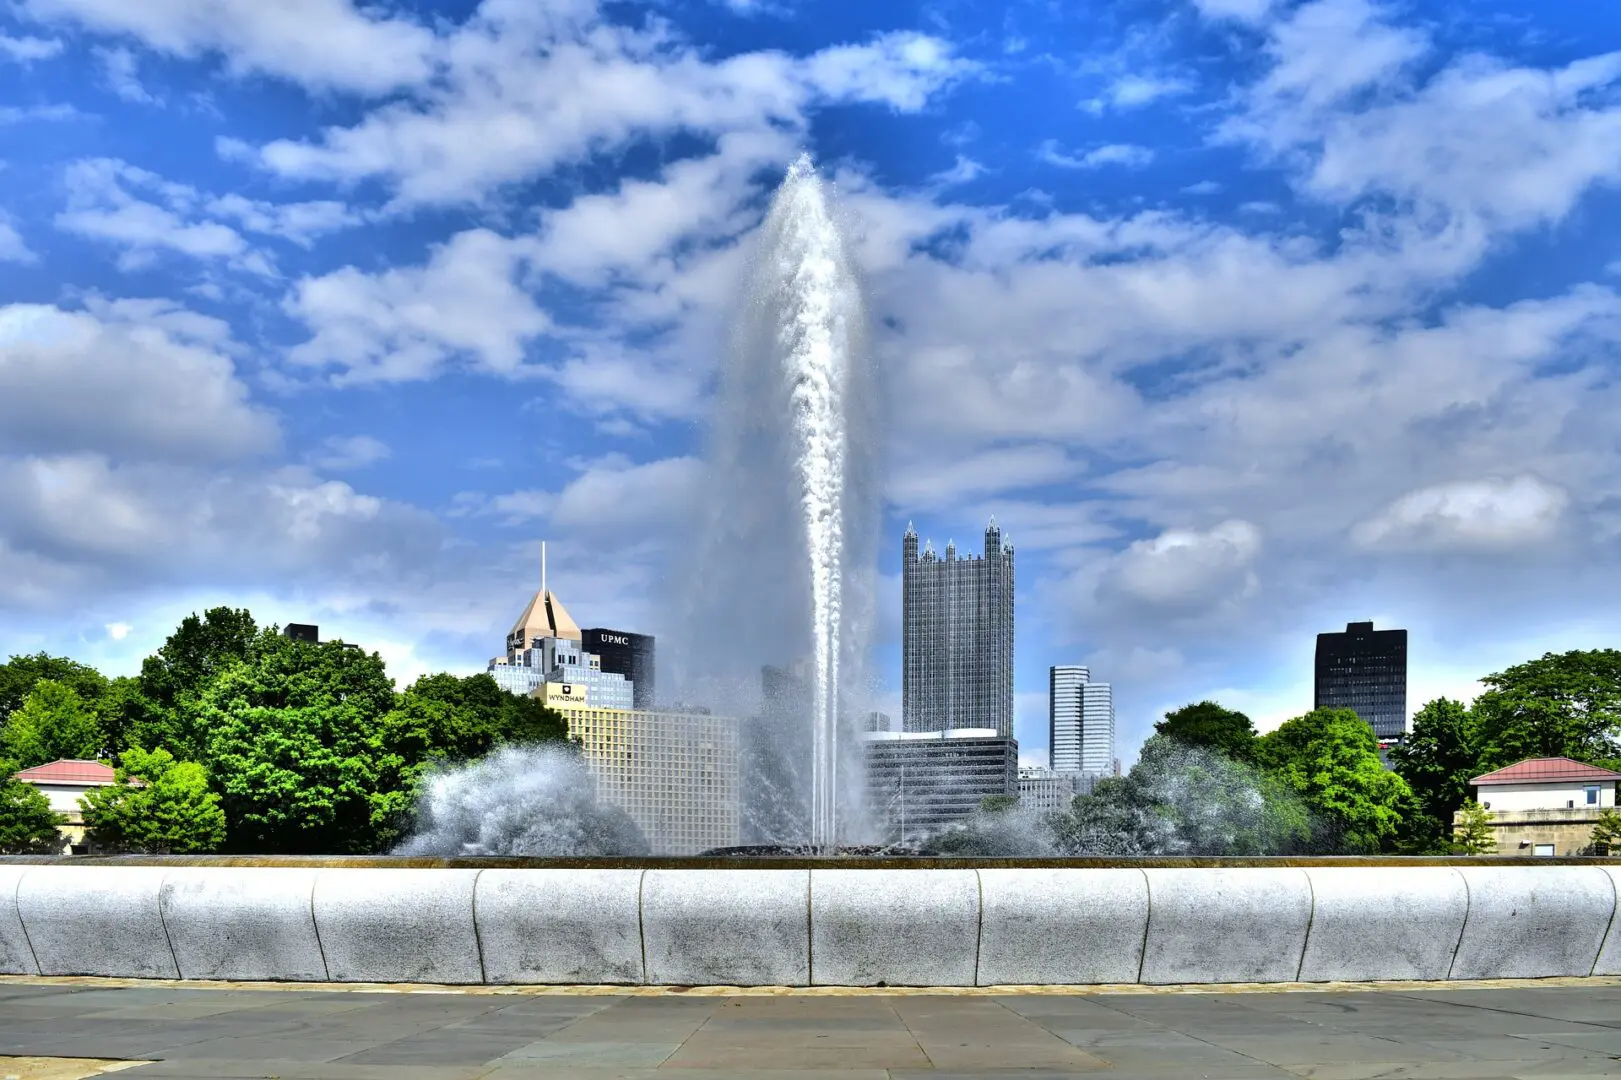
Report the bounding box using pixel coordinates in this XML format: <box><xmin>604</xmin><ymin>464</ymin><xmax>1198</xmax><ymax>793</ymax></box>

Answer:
<box><xmin>0</xmin><ymin>301</ymin><xmax>279</xmax><ymax>462</ymax></box>
<box><xmin>1038</xmin><ymin>141</ymin><xmax>1155</xmax><ymax>169</ymax></box>
<box><xmin>0</xmin><ymin>216</ymin><xmax>35</xmax><ymax>263</ymax></box>
<box><xmin>1353</xmin><ymin>476</ymin><xmax>1570</xmax><ymax>552</ymax></box>
<box><xmin>21</xmin><ymin>0</ymin><xmax>436</xmax><ymax>94</ymax></box>
<box><xmin>241</xmin><ymin>4</ymin><xmax>968</xmax><ymax>208</ymax></box>
<box><xmin>0</xmin><ymin>33</ymin><xmax>62</xmax><ymax>62</ymax></box>
<box><xmin>307</xmin><ymin>435</ymin><xmax>390</xmax><ymax>471</ymax></box>
<box><xmin>285</xmin><ymin>229</ymin><xmax>551</xmax><ymax>383</ymax></box>
<box><xmin>1097</xmin><ymin>520</ymin><xmax>1262</xmax><ymax>617</ymax></box>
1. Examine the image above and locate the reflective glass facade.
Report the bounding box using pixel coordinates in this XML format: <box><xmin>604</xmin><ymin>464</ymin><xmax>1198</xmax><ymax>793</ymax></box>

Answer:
<box><xmin>583</xmin><ymin>628</ymin><xmax>656</xmax><ymax>710</ymax></box>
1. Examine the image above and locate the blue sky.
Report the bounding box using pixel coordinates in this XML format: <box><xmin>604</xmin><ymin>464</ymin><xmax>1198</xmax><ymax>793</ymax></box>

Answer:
<box><xmin>3</xmin><ymin>0</ymin><xmax>1621</xmax><ymax>768</ymax></box>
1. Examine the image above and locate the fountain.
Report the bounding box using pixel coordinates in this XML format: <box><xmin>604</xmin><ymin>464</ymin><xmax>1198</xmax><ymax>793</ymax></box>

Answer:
<box><xmin>685</xmin><ymin>154</ymin><xmax>877</xmax><ymax>851</ymax></box>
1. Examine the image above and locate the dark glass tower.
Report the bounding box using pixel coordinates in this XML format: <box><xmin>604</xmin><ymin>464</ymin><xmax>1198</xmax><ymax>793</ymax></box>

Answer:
<box><xmin>902</xmin><ymin>518</ymin><xmax>1015</xmax><ymax>736</ymax></box>
<box><xmin>581</xmin><ymin>628</ymin><xmax>655</xmax><ymax>710</ymax></box>
<box><xmin>1315</xmin><ymin>621</ymin><xmax>1408</xmax><ymax>740</ymax></box>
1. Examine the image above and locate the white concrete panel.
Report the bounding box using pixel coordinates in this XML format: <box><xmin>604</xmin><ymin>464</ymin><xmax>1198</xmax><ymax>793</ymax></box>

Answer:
<box><xmin>1140</xmin><ymin>868</ymin><xmax>1312</xmax><ymax>985</ymax></box>
<box><xmin>1450</xmin><ymin>865</ymin><xmax>1616</xmax><ymax>979</ymax></box>
<box><xmin>17</xmin><ymin>867</ymin><xmax>178</xmax><ymax>979</ymax></box>
<box><xmin>477</xmin><ymin>869</ymin><xmax>644</xmax><ymax>984</ymax></box>
<box><xmin>161</xmin><ymin>867</ymin><xmax>327</xmax><ymax>981</ymax></box>
<box><xmin>641</xmin><ymin>869</ymin><xmax>807</xmax><ymax>986</ymax></box>
<box><xmin>1592</xmin><ymin>865</ymin><xmax>1621</xmax><ymax>977</ymax></box>
<box><xmin>0</xmin><ymin>865</ymin><xmax>39</xmax><ymax>975</ymax></box>
<box><xmin>312</xmin><ymin>868</ymin><xmax>482</xmax><ymax>984</ymax></box>
<box><xmin>810</xmin><ymin>869</ymin><xmax>979</xmax><ymax>987</ymax></box>
<box><xmin>976</xmin><ymin>868</ymin><xmax>1148</xmax><ymax>986</ymax></box>
<box><xmin>1299</xmin><ymin>867</ymin><xmax>1468</xmax><ymax>982</ymax></box>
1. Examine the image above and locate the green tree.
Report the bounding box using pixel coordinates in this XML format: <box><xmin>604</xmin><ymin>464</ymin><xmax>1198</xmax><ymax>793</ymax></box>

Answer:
<box><xmin>1471</xmin><ymin>649</ymin><xmax>1621</xmax><ymax>771</ymax></box>
<box><xmin>1</xmin><ymin>679</ymin><xmax>104</xmax><ymax>769</ymax></box>
<box><xmin>134</xmin><ymin>607</ymin><xmax>260</xmax><ymax>761</ymax></box>
<box><xmin>1256</xmin><ymin>708</ymin><xmax>1414</xmax><ymax>854</ymax></box>
<box><xmin>978</xmin><ymin>794</ymin><xmax>1018</xmax><ymax>814</ymax></box>
<box><xmin>95</xmin><ymin>676</ymin><xmax>170</xmax><ymax>764</ymax></box>
<box><xmin>199</xmin><ymin>632</ymin><xmax>397</xmax><ymax>854</ymax></box>
<box><xmin>1051</xmin><ymin>735</ymin><xmax>1315</xmax><ymax>856</ymax></box>
<box><xmin>0</xmin><ymin>653</ymin><xmax>109</xmax><ymax>726</ymax></box>
<box><xmin>79</xmin><ymin>746</ymin><xmax>226</xmax><ymax>854</ymax></box>
<box><xmin>1451</xmin><ymin>799</ymin><xmax>1497</xmax><ymax>855</ymax></box>
<box><xmin>1155</xmin><ymin>700</ymin><xmax>1259</xmax><ymax>763</ymax></box>
<box><xmin>368</xmin><ymin>673</ymin><xmax>571</xmax><ymax>848</ymax></box>
<box><xmin>1589</xmin><ymin>808</ymin><xmax>1621</xmax><ymax>856</ymax></box>
<box><xmin>0</xmin><ymin>759</ymin><xmax>66</xmax><ymax>854</ymax></box>
<box><xmin>1390</xmin><ymin>698</ymin><xmax>1481</xmax><ymax>853</ymax></box>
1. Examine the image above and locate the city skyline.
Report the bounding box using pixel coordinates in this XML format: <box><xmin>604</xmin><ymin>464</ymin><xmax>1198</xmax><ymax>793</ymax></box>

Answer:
<box><xmin>2</xmin><ymin>1</ymin><xmax>1618</xmax><ymax>775</ymax></box>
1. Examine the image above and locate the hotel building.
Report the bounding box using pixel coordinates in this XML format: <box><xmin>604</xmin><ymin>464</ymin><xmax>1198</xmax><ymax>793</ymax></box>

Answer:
<box><xmin>535</xmin><ymin>683</ymin><xmax>741</xmax><ymax>855</ymax></box>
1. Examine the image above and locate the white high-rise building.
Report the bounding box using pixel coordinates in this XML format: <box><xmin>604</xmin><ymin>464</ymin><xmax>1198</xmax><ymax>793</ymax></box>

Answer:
<box><xmin>1049</xmin><ymin>665</ymin><xmax>1115</xmax><ymax>778</ymax></box>
<box><xmin>1049</xmin><ymin>666</ymin><xmax>1089</xmax><ymax>773</ymax></box>
<box><xmin>1081</xmin><ymin>681</ymin><xmax>1116</xmax><ymax>776</ymax></box>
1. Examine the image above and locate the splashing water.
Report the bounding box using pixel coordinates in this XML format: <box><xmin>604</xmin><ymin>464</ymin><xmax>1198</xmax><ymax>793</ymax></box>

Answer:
<box><xmin>395</xmin><ymin>745</ymin><xmax>651</xmax><ymax>857</ymax></box>
<box><xmin>680</xmin><ymin>155</ymin><xmax>875</xmax><ymax>851</ymax></box>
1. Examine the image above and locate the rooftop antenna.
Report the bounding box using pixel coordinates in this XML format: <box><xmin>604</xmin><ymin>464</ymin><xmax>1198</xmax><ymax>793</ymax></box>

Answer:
<box><xmin>541</xmin><ymin>540</ymin><xmax>547</xmax><ymax>597</ymax></box>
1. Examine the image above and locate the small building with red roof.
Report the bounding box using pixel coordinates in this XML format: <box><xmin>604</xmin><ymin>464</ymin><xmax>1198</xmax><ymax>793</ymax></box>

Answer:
<box><xmin>12</xmin><ymin>759</ymin><xmax>125</xmax><ymax>855</ymax></box>
<box><xmin>1461</xmin><ymin>757</ymin><xmax>1621</xmax><ymax>856</ymax></box>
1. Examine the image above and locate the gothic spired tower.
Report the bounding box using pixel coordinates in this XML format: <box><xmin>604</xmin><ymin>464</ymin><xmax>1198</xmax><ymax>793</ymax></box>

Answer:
<box><xmin>901</xmin><ymin>518</ymin><xmax>1015</xmax><ymax>736</ymax></box>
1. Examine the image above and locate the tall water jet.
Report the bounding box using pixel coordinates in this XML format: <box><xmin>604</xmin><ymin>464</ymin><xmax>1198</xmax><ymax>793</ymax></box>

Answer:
<box><xmin>679</xmin><ymin>154</ymin><xmax>876</xmax><ymax>851</ymax></box>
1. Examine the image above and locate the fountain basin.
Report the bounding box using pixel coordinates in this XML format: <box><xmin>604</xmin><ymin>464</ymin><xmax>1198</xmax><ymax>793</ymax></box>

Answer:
<box><xmin>2</xmin><ymin>856</ymin><xmax>1617</xmax><ymax>987</ymax></box>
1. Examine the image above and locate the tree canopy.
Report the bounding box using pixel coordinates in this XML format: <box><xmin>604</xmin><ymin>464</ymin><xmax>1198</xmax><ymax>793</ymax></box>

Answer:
<box><xmin>1154</xmin><ymin>700</ymin><xmax>1259</xmax><ymax>762</ymax></box>
<box><xmin>80</xmin><ymin>746</ymin><xmax>226</xmax><ymax>854</ymax></box>
<box><xmin>1255</xmin><ymin>708</ymin><xmax>1413</xmax><ymax>853</ymax></box>
<box><xmin>1470</xmin><ymin>649</ymin><xmax>1621</xmax><ymax>771</ymax></box>
<box><xmin>0</xmin><ymin>652</ymin><xmax>109</xmax><ymax>726</ymax></box>
<box><xmin>0</xmin><ymin>760</ymin><xmax>66</xmax><ymax>854</ymax></box>
<box><xmin>1</xmin><ymin>679</ymin><xmax>104</xmax><ymax>769</ymax></box>
<box><xmin>1389</xmin><ymin>697</ymin><xmax>1479</xmax><ymax>852</ymax></box>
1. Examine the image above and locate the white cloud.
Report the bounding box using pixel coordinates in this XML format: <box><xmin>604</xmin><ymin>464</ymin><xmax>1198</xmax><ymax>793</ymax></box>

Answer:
<box><xmin>95</xmin><ymin>45</ymin><xmax>161</xmax><ymax>104</ymax></box>
<box><xmin>1089</xmin><ymin>73</ymin><xmax>1193</xmax><ymax>112</ymax></box>
<box><xmin>0</xmin><ymin>33</ymin><xmax>62</xmax><ymax>62</ymax></box>
<box><xmin>1191</xmin><ymin>0</ymin><xmax>1275</xmax><ymax>23</ymax></box>
<box><xmin>0</xmin><ymin>216</ymin><xmax>36</xmax><ymax>263</ymax></box>
<box><xmin>242</xmin><ymin>4</ymin><xmax>968</xmax><ymax>209</ymax></box>
<box><xmin>1097</xmin><ymin>520</ymin><xmax>1262</xmax><ymax>616</ymax></box>
<box><xmin>307</xmin><ymin>435</ymin><xmax>391</xmax><ymax>471</ymax></box>
<box><xmin>0</xmin><ymin>103</ymin><xmax>77</xmax><ymax>124</ymax></box>
<box><xmin>0</xmin><ymin>301</ymin><xmax>279</xmax><ymax>462</ymax></box>
<box><xmin>550</xmin><ymin>455</ymin><xmax>703</xmax><ymax>534</ymax></box>
<box><xmin>1353</xmin><ymin>475</ymin><xmax>1570</xmax><ymax>551</ymax></box>
<box><xmin>891</xmin><ymin>445</ymin><xmax>1084</xmax><ymax>511</ymax></box>
<box><xmin>285</xmin><ymin>228</ymin><xmax>551</xmax><ymax>383</ymax></box>
<box><xmin>21</xmin><ymin>0</ymin><xmax>437</xmax><ymax>94</ymax></box>
<box><xmin>1038</xmin><ymin>141</ymin><xmax>1155</xmax><ymax>169</ymax></box>
<box><xmin>56</xmin><ymin>158</ymin><xmax>362</xmax><ymax>273</ymax></box>
<box><xmin>104</xmin><ymin>622</ymin><xmax>131</xmax><ymax>640</ymax></box>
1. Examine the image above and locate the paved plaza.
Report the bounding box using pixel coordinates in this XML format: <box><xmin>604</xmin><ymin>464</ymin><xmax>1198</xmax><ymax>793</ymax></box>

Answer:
<box><xmin>1</xmin><ymin>980</ymin><xmax>1619</xmax><ymax>1079</ymax></box>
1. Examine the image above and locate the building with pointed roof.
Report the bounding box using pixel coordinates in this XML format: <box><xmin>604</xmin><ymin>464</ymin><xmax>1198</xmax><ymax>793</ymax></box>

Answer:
<box><xmin>901</xmin><ymin>518</ymin><xmax>1015</xmax><ymax>736</ymax></box>
<box><xmin>488</xmin><ymin>543</ymin><xmax>633</xmax><ymax>708</ymax></box>
<box><xmin>1458</xmin><ymin>756</ymin><xmax>1621</xmax><ymax>856</ymax></box>
<box><xmin>12</xmin><ymin>759</ymin><xmax>131</xmax><ymax>855</ymax></box>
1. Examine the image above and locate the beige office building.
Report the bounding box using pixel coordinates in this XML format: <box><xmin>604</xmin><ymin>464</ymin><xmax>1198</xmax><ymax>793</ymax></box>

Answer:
<box><xmin>536</xmin><ymin>683</ymin><xmax>740</xmax><ymax>855</ymax></box>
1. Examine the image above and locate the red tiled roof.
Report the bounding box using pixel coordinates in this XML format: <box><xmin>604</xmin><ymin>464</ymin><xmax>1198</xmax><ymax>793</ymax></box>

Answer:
<box><xmin>12</xmin><ymin>759</ymin><xmax>117</xmax><ymax>785</ymax></box>
<box><xmin>1471</xmin><ymin>757</ymin><xmax>1621</xmax><ymax>786</ymax></box>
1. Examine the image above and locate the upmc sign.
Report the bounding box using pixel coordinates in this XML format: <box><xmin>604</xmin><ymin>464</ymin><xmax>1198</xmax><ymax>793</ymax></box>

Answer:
<box><xmin>598</xmin><ymin>633</ymin><xmax>631</xmax><ymax>646</ymax></box>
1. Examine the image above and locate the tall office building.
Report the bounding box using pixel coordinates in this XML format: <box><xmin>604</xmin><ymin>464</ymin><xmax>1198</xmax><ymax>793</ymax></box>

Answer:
<box><xmin>1315</xmin><ymin>621</ymin><xmax>1408</xmax><ymax>740</ymax></box>
<box><xmin>488</xmin><ymin>564</ymin><xmax>634</xmax><ymax>708</ymax></box>
<box><xmin>535</xmin><ymin>683</ymin><xmax>740</xmax><ymax>855</ymax></box>
<box><xmin>862</xmin><ymin>728</ymin><xmax>1019</xmax><ymax>844</ymax></box>
<box><xmin>902</xmin><ymin>519</ymin><xmax>1015</xmax><ymax>735</ymax></box>
<box><xmin>1049</xmin><ymin>666</ymin><xmax>1115</xmax><ymax>777</ymax></box>
<box><xmin>1081</xmin><ymin>682</ymin><xmax>1116</xmax><ymax>775</ymax></box>
<box><xmin>1049</xmin><ymin>666</ymin><xmax>1089</xmax><ymax>773</ymax></box>
<box><xmin>583</xmin><ymin>628</ymin><xmax>656</xmax><ymax>709</ymax></box>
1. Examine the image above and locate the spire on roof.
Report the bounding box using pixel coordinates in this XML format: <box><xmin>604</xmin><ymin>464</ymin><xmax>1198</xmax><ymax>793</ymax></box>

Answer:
<box><xmin>904</xmin><ymin>521</ymin><xmax>917</xmax><ymax>538</ymax></box>
<box><xmin>987</xmin><ymin>514</ymin><xmax>999</xmax><ymax>532</ymax></box>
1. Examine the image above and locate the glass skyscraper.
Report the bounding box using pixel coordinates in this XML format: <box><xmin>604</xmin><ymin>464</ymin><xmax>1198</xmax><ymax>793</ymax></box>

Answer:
<box><xmin>1049</xmin><ymin>665</ymin><xmax>1114</xmax><ymax>776</ymax></box>
<box><xmin>901</xmin><ymin>518</ymin><xmax>1015</xmax><ymax>736</ymax></box>
<box><xmin>1315</xmin><ymin>620</ymin><xmax>1408</xmax><ymax>740</ymax></box>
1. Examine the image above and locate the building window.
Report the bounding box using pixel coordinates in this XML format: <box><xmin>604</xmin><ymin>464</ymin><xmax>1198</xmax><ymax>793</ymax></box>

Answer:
<box><xmin>1586</xmin><ymin>785</ymin><xmax>1600</xmax><ymax>805</ymax></box>
<box><xmin>1533</xmin><ymin>844</ymin><xmax>1555</xmax><ymax>857</ymax></box>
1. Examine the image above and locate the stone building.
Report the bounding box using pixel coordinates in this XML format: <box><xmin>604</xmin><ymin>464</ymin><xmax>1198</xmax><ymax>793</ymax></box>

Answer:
<box><xmin>1459</xmin><ymin>756</ymin><xmax>1621</xmax><ymax>856</ymax></box>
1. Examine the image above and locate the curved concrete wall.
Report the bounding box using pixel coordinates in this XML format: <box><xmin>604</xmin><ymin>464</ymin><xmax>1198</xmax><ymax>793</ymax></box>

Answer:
<box><xmin>1</xmin><ymin>863</ymin><xmax>1616</xmax><ymax>986</ymax></box>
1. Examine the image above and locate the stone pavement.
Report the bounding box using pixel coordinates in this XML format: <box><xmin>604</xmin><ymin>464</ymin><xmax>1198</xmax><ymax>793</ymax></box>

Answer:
<box><xmin>1</xmin><ymin>980</ymin><xmax>1620</xmax><ymax>1079</ymax></box>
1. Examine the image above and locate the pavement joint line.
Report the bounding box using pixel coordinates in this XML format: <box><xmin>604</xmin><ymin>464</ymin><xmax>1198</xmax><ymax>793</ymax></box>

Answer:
<box><xmin>1</xmin><ymin>974</ymin><xmax>1619</xmax><ymax>996</ymax></box>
